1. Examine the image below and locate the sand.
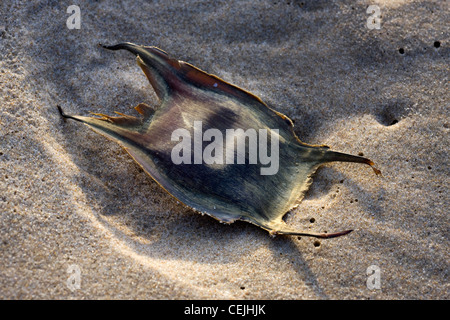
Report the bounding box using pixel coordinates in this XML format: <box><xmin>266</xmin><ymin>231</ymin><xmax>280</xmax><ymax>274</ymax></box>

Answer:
<box><xmin>0</xmin><ymin>0</ymin><xmax>448</xmax><ymax>299</ymax></box>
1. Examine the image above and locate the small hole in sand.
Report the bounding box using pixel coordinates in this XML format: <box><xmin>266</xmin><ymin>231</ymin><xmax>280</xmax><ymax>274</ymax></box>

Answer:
<box><xmin>434</xmin><ymin>41</ymin><xmax>440</xmax><ymax>48</ymax></box>
<box><xmin>398</xmin><ymin>48</ymin><xmax>405</xmax><ymax>54</ymax></box>
<box><xmin>310</xmin><ymin>218</ymin><xmax>315</xmax><ymax>223</ymax></box>
<box><xmin>313</xmin><ymin>240</ymin><xmax>321</xmax><ymax>247</ymax></box>
<box><xmin>376</xmin><ymin>102</ymin><xmax>405</xmax><ymax>126</ymax></box>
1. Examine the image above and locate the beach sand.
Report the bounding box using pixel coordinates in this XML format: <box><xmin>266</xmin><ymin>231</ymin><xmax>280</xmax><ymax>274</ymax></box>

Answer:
<box><xmin>0</xmin><ymin>0</ymin><xmax>448</xmax><ymax>299</ymax></box>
